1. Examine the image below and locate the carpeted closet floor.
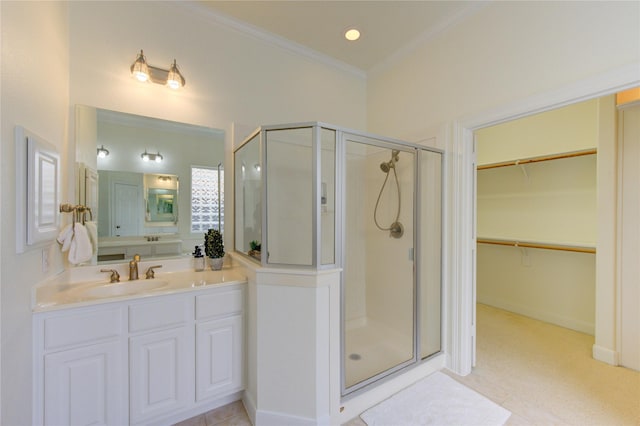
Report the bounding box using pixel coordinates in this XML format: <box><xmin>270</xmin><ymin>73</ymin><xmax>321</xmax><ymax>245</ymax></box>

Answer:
<box><xmin>443</xmin><ymin>304</ymin><xmax>640</xmax><ymax>426</ymax></box>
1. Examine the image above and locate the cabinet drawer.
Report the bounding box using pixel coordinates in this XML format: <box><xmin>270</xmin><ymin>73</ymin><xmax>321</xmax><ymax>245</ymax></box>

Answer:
<box><xmin>129</xmin><ymin>296</ymin><xmax>191</xmax><ymax>333</ymax></box>
<box><xmin>196</xmin><ymin>288</ymin><xmax>243</xmax><ymax>320</ymax></box>
<box><xmin>44</xmin><ymin>307</ymin><xmax>123</xmax><ymax>351</ymax></box>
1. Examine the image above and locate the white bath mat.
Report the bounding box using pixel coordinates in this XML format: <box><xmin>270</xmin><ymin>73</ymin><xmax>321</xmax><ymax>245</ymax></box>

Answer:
<box><xmin>360</xmin><ymin>372</ymin><xmax>511</xmax><ymax>426</ymax></box>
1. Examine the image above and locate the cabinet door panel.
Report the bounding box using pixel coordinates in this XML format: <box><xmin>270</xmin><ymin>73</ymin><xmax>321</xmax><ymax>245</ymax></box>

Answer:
<box><xmin>130</xmin><ymin>327</ymin><xmax>193</xmax><ymax>423</ymax></box>
<box><xmin>44</xmin><ymin>341</ymin><xmax>124</xmax><ymax>426</ymax></box>
<box><xmin>196</xmin><ymin>315</ymin><xmax>243</xmax><ymax>401</ymax></box>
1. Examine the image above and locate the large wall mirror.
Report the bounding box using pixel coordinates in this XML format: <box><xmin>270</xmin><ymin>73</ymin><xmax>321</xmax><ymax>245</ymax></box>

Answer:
<box><xmin>75</xmin><ymin>105</ymin><xmax>225</xmax><ymax>264</ymax></box>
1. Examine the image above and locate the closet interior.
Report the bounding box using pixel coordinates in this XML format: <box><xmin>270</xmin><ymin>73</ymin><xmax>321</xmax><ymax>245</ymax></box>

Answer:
<box><xmin>475</xmin><ymin>98</ymin><xmax>600</xmax><ymax>335</ymax></box>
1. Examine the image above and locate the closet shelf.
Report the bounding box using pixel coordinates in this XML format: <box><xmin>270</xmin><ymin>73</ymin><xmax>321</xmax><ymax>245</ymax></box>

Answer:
<box><xmin>477</xmin><ymin>237</ymin><xmax>596</xmax><ymax>254</ymax></box>
<box><xmin>477</xmin><ymin>148</ymin><xmax>597</xmax><ymax>171</ymax></box>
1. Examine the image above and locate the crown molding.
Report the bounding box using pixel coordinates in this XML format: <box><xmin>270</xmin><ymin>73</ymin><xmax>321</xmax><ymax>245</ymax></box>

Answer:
<box><xmin>369</xmin><ymin>1</ymin><xmax>490</xmax><ymax>78</ymax></box>
<box><xmin>178</xmin><ymin>2</ymin><xmax>367</xmax><ymax>80</ymax></box>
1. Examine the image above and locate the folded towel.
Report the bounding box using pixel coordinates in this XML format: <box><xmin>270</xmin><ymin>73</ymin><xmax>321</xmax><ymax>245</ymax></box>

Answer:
<box><xmin>85</xmin><ymin>221</ymin><xmax>98</xmax><ymax>255</ymax></box>
<box><xmin>69</xmin><ymin>223</ymin><xmax>93</xmax><ymax>265</ymax></box>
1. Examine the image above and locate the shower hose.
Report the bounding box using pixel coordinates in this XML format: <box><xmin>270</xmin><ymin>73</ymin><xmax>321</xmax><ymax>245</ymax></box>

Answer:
<box><xmin>374</xmin><ymin>161</ymin><xmax>401</xmax><ymax>233</ymax></box>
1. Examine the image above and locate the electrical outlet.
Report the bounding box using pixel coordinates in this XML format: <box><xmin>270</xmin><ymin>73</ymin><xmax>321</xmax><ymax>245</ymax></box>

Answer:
<box><xmin>42</xmin><ymin>248</ymin><xmax>49</xmax><ymax>273</ymax></box>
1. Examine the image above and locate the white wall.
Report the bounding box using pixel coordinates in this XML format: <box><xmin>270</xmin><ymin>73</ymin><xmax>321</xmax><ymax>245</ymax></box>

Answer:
<box><xmin>367</xmin><ymin>2</ymin><xmax>639</xmax><ymax>141</ymax></box>
<box><xmin>618</xmin><ymin>103</ymin><xmax>640</xmax><ymax>370</ymax></box>
<box><xmin>367</xmin><ymin>0</ymin><xmax>640</xmax><ymax>370</ymax></box>
<box><xmin>1</xmin><ymin>2</ymin><xmax>367</xmax><ymax>424</ymax></box>
<box><xmin>0</xmin><ymin>2</ymin><xmax>70</xmax><ymax>424</ymax></box>
<box><xmin>68</xmin><ymin>1</ymin><xmax>367</xmax><ymax>250</ymax></box>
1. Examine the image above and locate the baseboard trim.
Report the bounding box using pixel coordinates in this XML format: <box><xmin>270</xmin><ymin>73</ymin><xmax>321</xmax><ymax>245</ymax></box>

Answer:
<box><xmin>242</xmin><ymin>391</ymin><xmax>257</xmax><ymax>426</ymax></box>
<box><xmin>592</xmin><ymin>344</ymin><xmax>619</xmax><ymax>366</ymax></box>
<box><xmin>478</xmin><ymin>297</ymin><xmax>595</xmax><ymax>335</ymax></box>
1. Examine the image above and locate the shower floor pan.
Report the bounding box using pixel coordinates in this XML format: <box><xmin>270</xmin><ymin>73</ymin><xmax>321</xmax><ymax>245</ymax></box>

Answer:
<box><xmin>345</xmin><ymin>318</ymin><xmax>413</xmax><ymax>389</ymax></box>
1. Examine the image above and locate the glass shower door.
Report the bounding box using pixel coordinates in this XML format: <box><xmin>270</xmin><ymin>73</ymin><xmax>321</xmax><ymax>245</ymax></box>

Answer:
<box><xmin>342</xmin><ymin>136</ymin><xmax>416</xmax><ymax>393</ymax></box>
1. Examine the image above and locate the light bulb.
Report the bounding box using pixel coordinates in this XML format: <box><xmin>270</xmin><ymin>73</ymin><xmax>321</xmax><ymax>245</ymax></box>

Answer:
<box><xmin>166</xmin><ymin>59</ymin><xmax>184</xmax><ymax>89</ymax></box>
<box><xmin>130</xmin><ymin>50</ymin><xmax>150</xmax><ymax>83</ymax></box>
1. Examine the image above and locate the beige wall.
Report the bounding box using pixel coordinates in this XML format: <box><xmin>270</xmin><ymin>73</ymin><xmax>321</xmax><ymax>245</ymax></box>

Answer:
<box><xmin>475</xmin><ymin>99</ymin><xmax>600</xmax><ymax>334</ymax></box>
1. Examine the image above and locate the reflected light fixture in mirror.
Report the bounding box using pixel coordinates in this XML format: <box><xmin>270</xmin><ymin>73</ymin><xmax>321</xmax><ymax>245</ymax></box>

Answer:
<box><xmin>97</xmin><ymin>145</ymin><xmax>109</xmax><ymax>158</ymax></box>
<box><xmin>141</xmin><ymin>150</ymin><xmax>163</xmax><ymax>163</ymax></box>
<box><xmin>130</xmin><ymin>49</ymin><xmax>186</xmax><ymax>89</ymax></box>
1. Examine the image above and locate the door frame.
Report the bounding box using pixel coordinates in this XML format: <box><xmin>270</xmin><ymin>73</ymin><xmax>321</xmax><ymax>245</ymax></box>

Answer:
<box><xmin>448</xmin><ymin>64</ymin><xmax>639</xmax><ymax>375</ymax></box>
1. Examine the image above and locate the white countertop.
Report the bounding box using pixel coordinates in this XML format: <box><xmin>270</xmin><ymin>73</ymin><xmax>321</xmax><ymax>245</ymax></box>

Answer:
<box><xmin>34</xmin><ymin>260</ymin><xmax>246</xmax><ymax>312</ymax></box>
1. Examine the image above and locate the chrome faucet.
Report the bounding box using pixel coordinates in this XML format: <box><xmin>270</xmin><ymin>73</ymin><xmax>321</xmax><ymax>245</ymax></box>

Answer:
<box><xmin>129</xmin><ymin>254</ymin><xmax>140</xmax><ymax>280</ymax></box>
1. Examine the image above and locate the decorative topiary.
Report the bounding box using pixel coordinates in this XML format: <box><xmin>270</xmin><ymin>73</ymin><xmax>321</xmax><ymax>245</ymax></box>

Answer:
<box><xmin>204</xmin><ymin>229</ymin><xmax>225</xmax><ymax>259</ymax></box>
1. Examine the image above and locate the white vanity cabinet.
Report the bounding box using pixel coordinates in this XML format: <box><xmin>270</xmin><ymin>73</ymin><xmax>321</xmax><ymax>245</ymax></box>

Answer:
<box><xmin>128</xmin><ymin>295</ymin><xmax>194</xmax><ymax>424</ymax></box>
<box><xmin>33</xmin><ymin>282</ymin><xmax>245</xmax><ymax>426</ymax></box>
<box><xmin>34</xmin><ymin>305</ymin><xmax>127</xmax><ymax>426</ymax></box>
<box><xmin>195</xmin><ymin>289</ymin><xmax>244</xmax><ymax>402</ymax></box>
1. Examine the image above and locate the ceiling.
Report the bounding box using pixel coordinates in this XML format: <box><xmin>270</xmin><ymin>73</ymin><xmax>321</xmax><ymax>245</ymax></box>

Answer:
<box><xmin>199</xmin><ymin>1</ymin><xmax>481</xmax><ymax>72</ymax></box>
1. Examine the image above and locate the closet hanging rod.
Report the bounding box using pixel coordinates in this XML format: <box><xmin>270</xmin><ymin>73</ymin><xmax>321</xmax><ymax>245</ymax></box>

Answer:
<box><xmin>477</xmin><ymin>148</ymin><xmax>597</xmax><ymax>171</ymax></box>
<box><xmin>477</xmin><ymin>238</ymin><xmax>596</xmax><ymax>254</ymax></box>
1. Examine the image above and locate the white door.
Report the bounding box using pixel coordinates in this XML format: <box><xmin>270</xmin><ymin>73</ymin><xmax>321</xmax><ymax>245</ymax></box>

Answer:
<box><xmin>129</xmin><ymin>327</ymin><xmax>192</xmax><ymax>423</ymax></box>
<box><xmin>44</xmin><ymin>341</ymin><xmax>125</xmax><ymax>426</ymax></box>
<box><xmin>112</xmin><ymin>182</ymin><xmax>139</xmax><ymax>236</ymax></box>
<box><xmin>618</xmin><ymin>103</ymin><xmax>640</xmax><ymax>371</ymax></box>
<box><xmin>196</xmin><ymin>315</ymin><xmax>243</xmax><ymax>402</ymax></box>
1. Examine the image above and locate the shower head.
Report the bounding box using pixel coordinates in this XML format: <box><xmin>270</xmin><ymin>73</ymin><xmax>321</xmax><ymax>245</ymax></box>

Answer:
<box><xmin>379</xmin><ymin>150</ymin><xmax>400</xmax><ymax>173</ymax></box>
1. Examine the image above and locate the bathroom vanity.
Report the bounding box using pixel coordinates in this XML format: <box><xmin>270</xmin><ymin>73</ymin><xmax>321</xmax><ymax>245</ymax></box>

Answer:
<box><xmin>32</xmin><ymin>266</ymin><xmax>246</xmax><ymax>426</ymax></box>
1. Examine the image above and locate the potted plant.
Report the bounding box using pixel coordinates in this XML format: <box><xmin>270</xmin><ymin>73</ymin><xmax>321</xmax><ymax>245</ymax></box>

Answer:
<box><xmin>248</xmin><ymin>240</ymin><xmax>261</xmax><ymax>260</ymax></box>
<box><xmin>204</xmin><ymin>229</ymin><xmax>225</xmax><ymax>270</ymax></box>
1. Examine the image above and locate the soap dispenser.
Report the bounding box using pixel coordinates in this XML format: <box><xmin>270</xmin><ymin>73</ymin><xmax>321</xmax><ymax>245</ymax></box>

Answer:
<box><xmin>193</xmin><ymin>245</ymin><xmax>204</xmax><ymax>272</ymax></box>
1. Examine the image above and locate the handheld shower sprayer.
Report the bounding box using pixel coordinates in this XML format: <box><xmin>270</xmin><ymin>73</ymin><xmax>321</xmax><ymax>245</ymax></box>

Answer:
<box><xmin>379</xmin><ymin>150</ymin><xmax>400</xmax><ymax>173</ymax></box>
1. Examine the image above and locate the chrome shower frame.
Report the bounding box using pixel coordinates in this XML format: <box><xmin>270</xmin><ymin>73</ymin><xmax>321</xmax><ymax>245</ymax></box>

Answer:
<box><xmin>233</xmin><ymin>122</ymin><xmax>444</xmax><ymax>400</ymax></box>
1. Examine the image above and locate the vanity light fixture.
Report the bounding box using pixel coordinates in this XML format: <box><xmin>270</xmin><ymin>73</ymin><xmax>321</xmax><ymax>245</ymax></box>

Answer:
<box><xmin>130</xmin><ymin>49</ymin><xmax>186</xmax><ymax>89</ymax></box>
<box><xmin>141</xmin><ymin>150</ymin><xmax>163</xmax><ymax>163</ymax></box>
<box><xmin>97</xmin><ymin>145</ymin><xmax>110</xmax><ymax>158</ymax></box>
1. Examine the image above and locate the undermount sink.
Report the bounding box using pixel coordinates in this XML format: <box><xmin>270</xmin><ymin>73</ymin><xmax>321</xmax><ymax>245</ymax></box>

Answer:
<box><xmin>81</xmin><ymin>278</ymin><xmax>169</xmax><ymax>298</ymax></box>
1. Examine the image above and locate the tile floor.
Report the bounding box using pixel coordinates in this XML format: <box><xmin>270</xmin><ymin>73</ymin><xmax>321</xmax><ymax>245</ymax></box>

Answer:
<box><xmin>178</xmin><ymin>304</ymin><xmax>640</xmax><ymax>426</ymax></box>
<box><xmin>173</xmin><ymin>400</ymin><xmax>251</xmax><ymax>426</ymax></box>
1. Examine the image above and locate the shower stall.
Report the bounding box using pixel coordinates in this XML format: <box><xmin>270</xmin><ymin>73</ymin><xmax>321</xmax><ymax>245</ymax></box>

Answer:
<box><xmin>234</xmin><ymin>123</ymin><xmax>443</xmax><ymax>399</ymax></box>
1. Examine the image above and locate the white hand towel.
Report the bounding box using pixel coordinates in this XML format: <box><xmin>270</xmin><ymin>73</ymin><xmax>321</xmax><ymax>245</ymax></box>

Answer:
<box><xmin>85</xmin><ymin>221</ymin><xmax>98</xmax><ymax>255</ymax></box>
<box><xmin>56</xmin><ymin>224</ymin><xmax>74</xmax><ymax>252</ymax></box>
<box><xmin>68</xmin><ymin>223</ymin><xmax>93</xmax><ymax>265</ymax></box>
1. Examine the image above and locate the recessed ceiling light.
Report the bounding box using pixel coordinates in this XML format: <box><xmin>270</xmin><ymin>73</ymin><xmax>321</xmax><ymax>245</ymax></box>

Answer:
<box><xmin>344</xmin><ymin>28</ymin><xmax>361</xmax><ymax>41</ymax></box>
